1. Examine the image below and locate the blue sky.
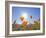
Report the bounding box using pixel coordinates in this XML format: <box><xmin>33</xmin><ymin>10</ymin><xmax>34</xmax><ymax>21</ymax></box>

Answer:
<box><xmin>12</xmin><ymin>7</ymin><xmax>40</xmax><ymax>24</ymax></box>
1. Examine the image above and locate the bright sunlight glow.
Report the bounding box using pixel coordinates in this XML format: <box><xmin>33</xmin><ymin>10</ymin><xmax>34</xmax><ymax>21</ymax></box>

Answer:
<box><xmin>21</xmin><ymin>12</ymin><xmax>28</xmax><ymax>19</ymax></box>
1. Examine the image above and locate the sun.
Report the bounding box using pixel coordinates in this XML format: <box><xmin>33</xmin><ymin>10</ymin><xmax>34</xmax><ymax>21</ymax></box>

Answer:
<box><xmin>21</xmin><ymin>13</ymin><xmax>28</xmax><ymax>19</ymax></box>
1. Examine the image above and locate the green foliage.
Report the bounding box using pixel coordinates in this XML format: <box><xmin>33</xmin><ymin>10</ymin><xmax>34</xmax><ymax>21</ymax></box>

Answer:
<box><xmin>32</xmin><ymin>21</ymin><xmax>40</xmax><ymax>30</ymax></box>
<box><xmin>12</xmin><ymin>20</ymin><xmax>40</xmax><ymax>31</ymax></box>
